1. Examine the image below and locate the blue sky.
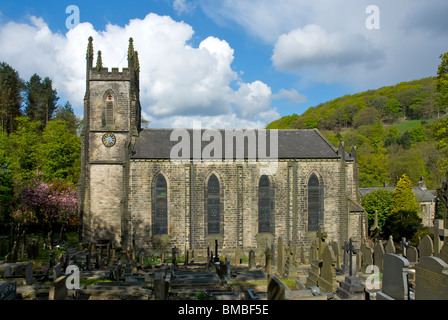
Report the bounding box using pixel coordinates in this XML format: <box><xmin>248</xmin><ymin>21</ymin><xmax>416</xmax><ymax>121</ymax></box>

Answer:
<box><xmin>1</xmin><ymin>0</ymin><xmax>447</xmax><ymax>128</ymax></box>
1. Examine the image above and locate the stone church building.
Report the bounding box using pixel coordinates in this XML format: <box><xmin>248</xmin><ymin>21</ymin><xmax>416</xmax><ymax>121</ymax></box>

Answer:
<box><xmin>78</xmin><ymin>38</ymin><xmax>367</xmax><ymax>256</ymax></box>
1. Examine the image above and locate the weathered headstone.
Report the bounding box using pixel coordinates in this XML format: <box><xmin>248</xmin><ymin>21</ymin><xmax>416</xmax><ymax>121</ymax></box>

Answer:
<box><xmin>22</xmin><ymin>262</ymin><xmax>33</xmax><ymax>285</ymax></box>
<box><xmin>373</xmin><ymin>241</ymin><xmax>385</xmax><ymax>273</ymax></box>
<box><xmin>154</xmin><ymin>272</ymin><xmax>168</xmax><ymax>300</ymax></box>
<box><xmin>361</xmin><ymin>240</ymin><xmax>373</xmax><ymax>270</ymax></box>
<box><xmin>415</xmin><ymin>256</ymin><xmax>448</xmax><ymax>300</ymax></box>
<box><xmin>385</xmin><ymin>235</ymin><xmax>396</xmax><ymax>254</ymax></box>
<box><xmin>440</xmin><ymin>242</ymin><xmax>448</xmax><ymax>264</ymax></box>
<box><xmin>418</xmin><ymin>235</ymin><xmax>434</xmax><ymax>258</ymax></box>
<box><xmin>429</xmin><ymin>219</ymin><xmax>448</xmax><ymax>256</ymax></box>
<box><xmin>277</xmin><ymin>237</ymin><xmax>285</xmax><ymax>277</ymax></box>
<box><xmin>336</xmin><ymin>239</ymin><xmax>365</xmax><ymax>300</ymax></box>
<box><xmin>407</xmin><ymin>246</ymin><xmax>419</xmax><ymax>264</ymax></box>
<box><xmin>264</xmin><ymin>246</ymin><xmax>272</xmax><ymax>273</ymax></box>
<box><xmin>319</xmin><ymin>244</ymin><xmax>337</xmax><ymax>293</ymax></box>
<box><xmin>248</xmin><ymin>250</ymin><xmax>256</xmax><ymax>270</ymax></box>
<box><xmin>330</xmin><ymin>241</ymin><xmax>340</xmax><ymax>270</ymax></box>
<box><xmin>377</xmin><ymin>254</ymin><xmax>410</xmax><ymax>300</ymax></box>
<box><xmin>267</xmin><ymin>275</ymin><xmax>285</xmax><ymax>300</ymax></box>
<box><xmin>235</xmin><ymin>246</ymin><xmax>241</xmax><ymax>264</ymax></box>
<box><xmin>48</xmin><ymin>275</ymin><xmax>68</xmax><ymax>300</ymax></box>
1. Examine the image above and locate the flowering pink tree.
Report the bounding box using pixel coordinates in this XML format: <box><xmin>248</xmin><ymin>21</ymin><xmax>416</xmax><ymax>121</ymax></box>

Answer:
<box><xmin>17</xmin><ymin>171</ymin><xmax>78</xmax><ymax>227</ymax></box>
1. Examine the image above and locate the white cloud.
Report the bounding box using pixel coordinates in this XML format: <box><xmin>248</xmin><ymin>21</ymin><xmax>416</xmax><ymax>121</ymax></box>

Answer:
<box><xmin>272</xmin><ymin>24</ymin><xmax>384</xmax><ymax>72</ymax></box>
<box><xmin>200</xmin><ymin>0</ymin><xmax>448</xmax><ymax>91</ymax></box>
<box><xmin>0</xmin><ymin>13</ymin><xmax>280</xmax><ymax>129</ymax></box>
<box><xmin>272</xmin><ymin>88</ymin><xmax>307</xmax><ymax>105</ymax></box>
<box><xmin>173</xmin><ymin>0</ymin><xmax>196</xmax><ymax>16</ymax></box>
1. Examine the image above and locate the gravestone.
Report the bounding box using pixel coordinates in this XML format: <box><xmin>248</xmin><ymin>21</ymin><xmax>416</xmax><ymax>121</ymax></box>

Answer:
<box><xmin>48</xmin><ymin>275</ymin><xmax>68</xmax><ymax>300</ymax></box>
<box><xmin>418</xmin><ymin>235</ymin><xmax>434</xmax><ymax>258</ymax></box>
<box><xmin>415</xmin><ymin>256</ymin><xmax>448</xmax><ymax>300</ymax></box>
<box><xmin>172</xmin><ymin>247</ymin><xmax>177</xmax><ymax>269</ymax></box>
<box><xmin>267</xmin><ymin>275</ymin><xmax>285</xmax><ymax>300</ymax></box>
<box><xmin>370</xmin><ymin>210</ymin><xmax>380</xmax><ymax>240</ymax></box>
<box><xmin>277</xmin><ymin>237</ymin><xmax>285</xmax><ymax>277</ymax></box>
<box><xmin>361</xmin><ymin>240</ymin><xmax>373</xmax><ymax>271</ymax></box>
<box><xmin>154</xmin><ymin>272</ymin><xmax>168</xmax><ymax>300</ymax></box>
<box><xmin>440</xmin><ymin>243</ymin><xmax>448</xmax><ymax>264</ymax></box>
<box><xmin>407</xmin><ymin>246</ymin><xmax>419</xmax><ymax>264</ymax></box>
<box><xmin>385</xmin><ymin>235</ymin><xmax>396</xmax><ymax>254</ymax></box>
<box><xmin>319</xmin><ymin>244</ymin><xmax>337</xmax><ymax>293</ymax></box>
<box><xmin>306</xmin><ymin>244</ymin><xmax>321</xmax><ymax>288</ymax></box>
<box><xmin>429</xmin><ymin>219</ymin><xmax>448</xmax><ymax>256</ymax></box>
<box><xmin>248</xmin><ymin>250</ymin><xmax>256</xmax><ymax>270</ymax></box>
<box><xmin>23</xmin><ymin>262</ymin><xmax>33</xmax><ymax>285</ymax></box>
<box><xmin>214</xmin><ymin>239</ymin><xmax>219</xmax><ymax>263</ymax></box>
<box><xmin>235</xmin><ymin>246</ymin><xmax>241</xmax><ymax>264</ymax></box>
<box><xmin>264</xmin><ymin>246</ymin><xmax>272</xmax><ymax>273</ymax></box>
<box><xmin>52</xmin><ymin>262</ymin><xmax>62</xmax><ymax>281</ymax></box>
<box><xmin>336</xmin><ymin>239</ymin><xmax>365</xmax><ymax>299</ymax></box>
<box><xmin>330</xmin><ymin>241</ymin><xmax>340</xmax><ymax>270</ymax></box>
<box><xmin>377</xmin><ymin>254</ymin><xmax>410</xmax><ymax>300</ymax></box>
<box><xmin>374</xmin><ymin>241</ymin><xmax>385</xmax><ymax>273</ymax></box>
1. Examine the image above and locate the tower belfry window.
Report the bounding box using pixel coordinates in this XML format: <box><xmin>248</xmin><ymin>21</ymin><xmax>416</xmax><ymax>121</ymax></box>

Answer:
<box><xmin>106</xmin><ymin>93</ymin><xmax>114</xmax><ymax>125</ymax></box>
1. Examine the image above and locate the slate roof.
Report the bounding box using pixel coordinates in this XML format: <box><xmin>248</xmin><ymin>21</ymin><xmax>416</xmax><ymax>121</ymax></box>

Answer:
<box><xmin>131</xmin><ymin>128</ymin><xmax>353</xmax><ymax>160</ymax></box>
<box><xmin>359</xmin><ymin>187</ymin><xmax>436</xmax><ymax>203</ymax></box>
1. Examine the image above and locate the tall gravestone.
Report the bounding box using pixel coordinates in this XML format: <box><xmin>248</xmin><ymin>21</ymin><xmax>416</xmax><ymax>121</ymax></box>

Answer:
<box><xmin>429</xmin><ymin>219</ymin><xmax>448</xmax><ymax>257</ymax></box>
<box><xmin>377</xmin><ymin>254</ymin><xmax>410</xmax><ymax>300</ymax></box>
<box><xmin>277</xmin><ymin>237</ymin><xmax>285</xmax><ymax>277</ymax></box>
<box><xmin>418</xmin><ymin>235</ymin><xmax>434</xmax><ymax>258</ymax></box>
<box><xmin>374</xmin><ymin>241</ymin><xmax>385</xmax><ymax>273</ymax></box>
<box><xmin>415</xmin><ymin>256</ymin><xmax>448</xmax><ymax>300</ymax></box>
<box><xmin>319</xmin><ymin>244</ymin><xmax>337</xmax><ymax>293</ymax></box>
<box><xmin>361</xmin><ymin>240</ymin><xmax>373</xmax><ymax>271</ymax></box>
<box><xmin>248</xmin><ymin>250</ymin><xmax>256</xmax><ymax>270</ymax></box>
<box><xmin>385</xmin><ymin>235</ymin><xmax>396</xmax><ymax>254</ymax></box>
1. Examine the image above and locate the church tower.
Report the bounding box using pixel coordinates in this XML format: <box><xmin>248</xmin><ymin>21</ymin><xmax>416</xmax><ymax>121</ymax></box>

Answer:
<box><xmin>78</xmin><ymin>37</ymin><xmax>141</xmax><ymax>248</ymax></box>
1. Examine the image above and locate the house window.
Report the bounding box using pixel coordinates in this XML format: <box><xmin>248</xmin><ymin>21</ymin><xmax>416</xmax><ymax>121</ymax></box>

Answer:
<box><xmin>207</xmin><ymin>174</ymin><xmax>220</xmax><ymax>235</ymax></box>
<box><xmin>154</xmin><ymin>174</ymin><xmax>168</xmax><ymax>235</ymax></box>
<box><xmin>308</xmin><ymin>173</ymin><xmax>321</xmax><ymax>232</ymax></box>
<box><xmin>258</xmin><ymin>175</ymin><xmax>271</xmax><ymax>233</ymax></box>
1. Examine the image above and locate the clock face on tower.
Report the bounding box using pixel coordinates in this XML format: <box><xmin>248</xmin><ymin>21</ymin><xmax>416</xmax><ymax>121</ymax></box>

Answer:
<box><xmin>102</xmin><ymin>133</ymin><xmax>116</xmax><ymax>147</ymax></box>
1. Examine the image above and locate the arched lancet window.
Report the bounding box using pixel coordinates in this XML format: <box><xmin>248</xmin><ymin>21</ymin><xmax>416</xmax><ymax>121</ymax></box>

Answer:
<box><xmin>102</xmin><ymin>93</ymin><xmax>114</xmax><ymax>126</ymax></box>
<box><xmin>154</xmin><ymin>174</ymin><xmax>168</xmax><ymax>235</ymax></box>
<box><xmin>308</xmin><ymin>173</ymin><xmax>321</xmax><ymax>232</ymax></box>
<box><xmin>258</xmin><ymin>175</ymin><xmax>271</xmax><ymax>233</ymax></box>
<box><xmin>207</xmin><ymin>174</ymin><xmax>220</xmax><ymax>235</ymax></box>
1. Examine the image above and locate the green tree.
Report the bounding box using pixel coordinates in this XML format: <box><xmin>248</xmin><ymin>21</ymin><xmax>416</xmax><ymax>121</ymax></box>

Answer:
<box><xmin>353</xmin><ymin>107</ymin><xmax>380</xmax><ymax>128</ymax></box>
<box><xmin>0</xmin><ymin>62</ymin><xmax>24</xmax><ymax>133</ymax></box>
<box><xmin>430</xmin><ymin>117</ymin><xmax>448</xmax><ymax>174</ymax></box>
<box><xmin>436</xmin><ymin>51</ymin><xmax>448</xmax><ymax>116</ymax></box>
<box><xmin>38</xmin><ymin>120</ymin><xmax>81</xmax><ymax>185</ymax></box>
<box><xmin>53</xmin><ymin>101</ymin><xmax>81</xmax><ymax>135</ymax></box>
<box><xmin>361</xmin><ymin>189</ymin><xmax>394</xmax><ymax>234</ymax></box>
<box><xmin>8</xmin><ymin>116</ymin><xmax>42</xmax><ymax>184</ymax></box>
<box><xmin>385</xmin><ymin>98</ymin><xmax>402</xmax><ymax>121</ymax></box>
<box><xmin>25</xmin><ymin>74</ymin><xmax>59</xmax><ymax>127</ymax></box>
<box><xmin>384</xmin><ymin>174</ymin><xmax>422</xmax><ymax>240</ymax></box>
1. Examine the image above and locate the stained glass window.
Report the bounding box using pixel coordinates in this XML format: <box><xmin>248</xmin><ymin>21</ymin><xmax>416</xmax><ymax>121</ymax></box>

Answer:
<box><xmin>154</xmin><ymin>174</ymin><xmax>168</xmax><ymax>235</ymax></box>
<box><xmin>258</xmin><ymin>175</ymin><xmax>271</xmax><ymax>233</ymax></box>
<box><xmin>207</xmin><ymin>174</ymin><xmax>220</xmax><ymax>235</ymax></box>
<box><xmin>308</xmin><ymin>174</ymin><xmax>321</xmax><ymax>232</ymax></box>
